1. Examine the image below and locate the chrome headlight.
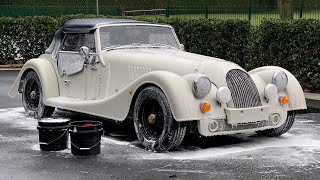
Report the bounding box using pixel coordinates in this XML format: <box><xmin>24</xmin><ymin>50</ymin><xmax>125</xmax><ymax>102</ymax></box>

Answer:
<box><xmin>272</xmin><ymin>71</ymin><xmax>288</xmax><ymax>91</ymax></box>
<box><xmin>216</xmin><ymin>87</ymin><xmax>231</xmax><ymax>103</ymax></box>
<box><xmin>193</xmin><ymin>74</ymin><xmax>211</xmax><ymax>99</ymax></box>
<box><xmin>264</xmin><ymin>84</ymin><xmax>278</xmax><ymax>100</ymax></box>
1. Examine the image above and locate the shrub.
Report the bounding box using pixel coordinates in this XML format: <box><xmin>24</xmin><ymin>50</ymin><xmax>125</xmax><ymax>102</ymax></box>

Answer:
<box><xmin>17</xmin><ymin>16</ymin><xmax>58</xmax><ymax>60</ymax></box>
<box><xmin>0</xmin><ymin>17</ymin><xmax>19</xmax><ymax>64</ymax></box>
<box><xmin>250</xmin><ymin>19</ymin><xmax>320</xmax><ymax>91</ymax></box>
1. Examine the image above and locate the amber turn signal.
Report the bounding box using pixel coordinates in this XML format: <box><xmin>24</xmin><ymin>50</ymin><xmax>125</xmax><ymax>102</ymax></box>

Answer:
<box><xmin>201</xmin><ymin>102</ymin><xmax>211</xmax><ymax>113</ymax></box>
<box><xmin>280</xmin><ymin>96</ymin><xmax>289</xmax><ymax>105</ymax></box>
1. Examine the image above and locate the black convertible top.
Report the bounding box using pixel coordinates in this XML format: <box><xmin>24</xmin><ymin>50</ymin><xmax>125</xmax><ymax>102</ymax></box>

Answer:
<box><xmin>46</xmin><ymin>18</ymin><xmax>145</xmax><ymax>54</ymax></box>
<box><xmin>62</xmin><ymin>18</ymin><xmax>143</xmax><ymax>33</ymax></box>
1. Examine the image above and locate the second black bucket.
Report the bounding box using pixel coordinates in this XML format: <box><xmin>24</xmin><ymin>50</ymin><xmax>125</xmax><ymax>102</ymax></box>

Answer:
<box><xmin>37</xmin><ymin>118</ymin><xmax>70</xmax><ymax>151</ymax></box>
<box><xmin>69</xmin><ymin>121</ymin><xmax>103</xmax><ymax>156</ymax></box>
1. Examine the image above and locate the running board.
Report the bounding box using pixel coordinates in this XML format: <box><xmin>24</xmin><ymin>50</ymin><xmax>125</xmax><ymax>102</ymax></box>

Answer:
<box><xmin>46</xmin><ymin>96</ymin><xmax>110</xmax><ymax>120</ymax></box>
<box><xmin>46</xmin><ymin>96</ymin><xmax>100</xmax><ymax>108</ymax></box>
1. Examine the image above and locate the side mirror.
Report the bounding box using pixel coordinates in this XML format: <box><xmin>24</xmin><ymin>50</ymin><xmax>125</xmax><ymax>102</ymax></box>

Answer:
<box><xmin>79</xmin><ymin>46</ymin><xmax>90</xmax><ymax>60</ymax></box>
<box><xmin>179</xmin><ymin>44</ymin><xmax>185</xmax><ymax>51</ymax></box>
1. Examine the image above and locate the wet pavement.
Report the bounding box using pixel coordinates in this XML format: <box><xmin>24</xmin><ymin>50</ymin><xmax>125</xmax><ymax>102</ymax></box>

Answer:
<box><xmin>1</xmin><ymin>71</ymin><xmax>320</xmax><ymax>180</ymax></box>
<box><xmin>0</xmin><ymin>108</ymin><xmax>320</xmax><ymax>180</ymax></box>
<box><xmin>0</xmin><ymin>71</ymin><xmax>22</xmax><ymax>109</ymax></box>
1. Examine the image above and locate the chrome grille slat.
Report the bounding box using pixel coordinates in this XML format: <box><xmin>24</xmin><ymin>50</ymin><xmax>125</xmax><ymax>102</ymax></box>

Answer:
<box><xmin>226</xmin><ymin>69</ymin><xmax>262</xmax><ymax>108</ymax></box>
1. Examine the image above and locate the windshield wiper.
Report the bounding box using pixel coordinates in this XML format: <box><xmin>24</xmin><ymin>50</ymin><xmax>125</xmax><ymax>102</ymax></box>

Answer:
<box><xmin>148</xmin><ymin>43</ymin><xmax>173</xmax><ymax>49</ymax></box>
<box><xmin>126</xmin><ymin>43</ymin><xmax>142</xmax><ymax>47</ymax></box>
<box><xmin>102</xmin><ymin>45</ymin><xmax>121</xmax><ymax>50</ymax></box>
<box><xmin>103</xmin><ymin>43</ymin><xmax>177</xmax><ymax>51</ymax></box>
<box><xmin>103</xmin><ymin>43</ymin><xmax>142</xmax><ymax>50</ymax></box>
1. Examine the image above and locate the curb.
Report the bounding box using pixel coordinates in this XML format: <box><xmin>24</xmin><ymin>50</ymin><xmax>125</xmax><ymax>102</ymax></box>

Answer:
<box><xmin>304</xmin><ymin>92</ymin><xmax>320</xmax><ymax>109</ymax></box>
<box><xmin>0</xmin><ymin>64</ymin><xmax>23</xmax><ymax>70</ymax></box>
<box><xmin>0</xmin><ymin>68</ymin><xmax>22</xmax><ymax>71</ymax></box>
<box><xmin>306</xmin><ymin>99</ymin><xmax>320</xmax><ymax>109</ymax></box>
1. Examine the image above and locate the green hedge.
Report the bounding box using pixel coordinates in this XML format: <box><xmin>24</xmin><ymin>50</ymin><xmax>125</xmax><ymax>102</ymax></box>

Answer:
<box><xmin>0</xmin><ymin>14</ymin><xmax>106</xmax><ymax>62</ymax></box>
<box><xmin>0</xmin><ymin>15</ymin><xmax>319</xmax><ymax>92</ymax></box>
<box><xmin>0</xmin><ymin>16</ymin><xmax>57</xmax><ymax>61</ymax></box>
<box><xmin>249</xmin><ymin>19</ymin><xmax>320</xmax><ymax>91</ymax></box>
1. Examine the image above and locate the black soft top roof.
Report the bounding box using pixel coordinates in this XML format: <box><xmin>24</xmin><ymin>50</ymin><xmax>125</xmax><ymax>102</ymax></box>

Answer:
<box><xmin>46</xmin><ymin>18</ymin><xmax>167</xmax><ymax>55</ymax></box>
<box><xmin>62</xmin><ymin>18</ymin><xmax>143</xmax><ymax>33</ymax></box>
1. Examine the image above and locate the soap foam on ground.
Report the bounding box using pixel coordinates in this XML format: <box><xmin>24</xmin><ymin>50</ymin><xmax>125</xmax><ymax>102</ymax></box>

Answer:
<box><xmin>1</xmin><ymin>107</ymin><xmax>320</xmax><ymax>168</ymax></box>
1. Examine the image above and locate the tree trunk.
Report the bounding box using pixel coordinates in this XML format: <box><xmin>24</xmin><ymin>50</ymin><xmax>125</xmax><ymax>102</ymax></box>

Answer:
<box><xmin>278</xmin><ymin>0</ymin><xmax>293</xmax><ymax>20</ymax></box>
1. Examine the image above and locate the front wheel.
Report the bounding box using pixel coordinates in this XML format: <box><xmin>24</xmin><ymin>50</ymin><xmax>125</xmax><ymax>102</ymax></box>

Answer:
<box><xmin>133</xmin><ymin>86</ymin><xmax>186</xmax><ymax>152</ymax></box>
<box><xmin>22</xmin><ymin>71</ymin><xmax>55</xmax><ymax>119</ymax></box>
<box><xmin>256</xmin><ymin>111</ymin><xmax>295</xmax><ymax>137</ymax></box>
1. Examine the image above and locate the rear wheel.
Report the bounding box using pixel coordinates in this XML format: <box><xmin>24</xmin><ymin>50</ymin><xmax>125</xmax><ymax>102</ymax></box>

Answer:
<box><xmin>133</xmin><ymin>86</ymin><xmax>186</xmax><ymax>152</ymax></box>
<box><xmin>256</xmin><ymin>111</ymin><xmax>295</xmax><ymax>137</ymax></box>
<box><xmin>22</xmin><ymin>71</ymin><xmax>55</xmax><ymax>119</ymax></box>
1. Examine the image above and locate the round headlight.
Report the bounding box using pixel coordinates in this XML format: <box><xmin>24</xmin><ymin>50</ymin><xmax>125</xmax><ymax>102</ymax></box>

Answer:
<box><xmin>193</xmin><ymin>74</ymin><xmax>211</xmax><ymax>99</ymax></box>
<box><xmin>216</xmin><ymin>87</ymin><xmax>231</xmax><ymax>103</ymax></box>
<box><xmin>272</xmin><ymin>71</ymin><xmax>288</xmax><ymax>91</ymax></box>
<box><xmin>264</xmin><ymin>84</ymin><xmax>277</xmax><ymax>100</ymax></box>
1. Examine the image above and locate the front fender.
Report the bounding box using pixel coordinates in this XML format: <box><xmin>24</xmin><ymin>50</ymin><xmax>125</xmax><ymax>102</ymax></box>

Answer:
<box><xmin>8</xmin><ymin>58</ymin><xmax>59</xmax><ymax>103</ymax></box>
<box><xmin>248</xmin><ymin>66</ymin><xmax>307</xmax><ymax>110</ymax></box>
<box><xmin>130</xmin><ymin>71</ymin><xmax>210</xmax><ymax>121</ymax></box>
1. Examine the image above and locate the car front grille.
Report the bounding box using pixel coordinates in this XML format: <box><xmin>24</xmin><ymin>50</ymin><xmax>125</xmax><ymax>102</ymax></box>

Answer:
<box><xmin>226</xmin><ymin>69</ymin><xmax>262</xmax><ymax>108</ymax></box>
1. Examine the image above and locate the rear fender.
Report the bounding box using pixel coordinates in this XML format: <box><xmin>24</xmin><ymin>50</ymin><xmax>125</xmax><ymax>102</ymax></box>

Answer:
<box><xmin>8</xmin><ymin>58</ymin><xmax>59</xmax><ymax>103</ymax></box>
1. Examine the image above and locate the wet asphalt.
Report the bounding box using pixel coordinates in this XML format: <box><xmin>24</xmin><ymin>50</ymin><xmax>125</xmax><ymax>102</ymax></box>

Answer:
<box><xmin>0</xmin><ymin>71</ymin><xmax>22</xmax><ymax>109</ymax></box>
<box><xmin>0</xmin><ymin>70</ymin><xmax>320</xmax><ymax>180</ymax></box>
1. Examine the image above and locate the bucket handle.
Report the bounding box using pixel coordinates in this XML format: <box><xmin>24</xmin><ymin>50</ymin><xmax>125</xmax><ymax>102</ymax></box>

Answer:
<box><xmin>39</xmin><ymin>129</ymin><xmax>68</xmax><ymax>145</ymax></box>
<box><xmin>71</xmin><ymin>130</ymin><xmax>105</xmax><ymax>151</ymax></box>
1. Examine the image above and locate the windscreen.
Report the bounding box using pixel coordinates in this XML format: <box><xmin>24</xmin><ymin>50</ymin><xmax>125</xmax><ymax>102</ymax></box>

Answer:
<box><xmin>100</xmin><ymin>25</ymin><xmax>179</xmax><ymax>49</ymax></box>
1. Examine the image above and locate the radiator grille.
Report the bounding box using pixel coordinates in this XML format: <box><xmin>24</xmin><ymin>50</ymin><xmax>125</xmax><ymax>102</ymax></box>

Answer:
<box><xmin>226</xmin><ymin>69</ymin><xmax>262</xmax><ymax>108</ymax></box>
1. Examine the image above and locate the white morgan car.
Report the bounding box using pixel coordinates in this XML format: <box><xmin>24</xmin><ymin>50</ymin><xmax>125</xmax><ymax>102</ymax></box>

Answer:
<box><xmin>9</xmin><ymin>18</ymin><xmax>307</xmax><ymax>152</ymax></box>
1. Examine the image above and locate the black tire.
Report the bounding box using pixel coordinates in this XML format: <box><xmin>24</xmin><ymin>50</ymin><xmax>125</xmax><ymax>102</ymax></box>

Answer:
<box><xmin>22</xmin><ymin>71</ymin><xmax>55</xmax><ymax>119</ymax></box>
<box><xmin>133</xmin><ymin>86</ymin><xmax>186</xmax><ymax>152</ymax></box>
<box><xmin>256</xmin><ymin>111</ymin><xmax>295</xmax><ymax>137</ymax></box>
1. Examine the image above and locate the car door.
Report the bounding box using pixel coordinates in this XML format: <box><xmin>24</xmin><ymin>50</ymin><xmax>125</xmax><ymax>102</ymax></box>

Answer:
<box><xmin>57</xmin><ymin>32</ymin><xmax>101</xmax><ymax>99</ymax></box>
<box><xmin>57</xmin><ymin>33</ymin><xmax>88</xmax><ymax>99</ymax></box>
<box><xmin>84</xmin><ymin>32</ymin><xmax>101</xmax><ymax>100</ymax></box>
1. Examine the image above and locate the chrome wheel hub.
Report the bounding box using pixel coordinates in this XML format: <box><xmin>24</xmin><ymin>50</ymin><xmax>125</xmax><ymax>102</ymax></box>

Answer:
<box><xmin>30</xmin><ymin>90</ymin><xmax>37</xmax><ymax>99</ymax></box>
<box><xmin>148</xmin><ymin>114</ymin><xmax>156</xmax><ymax>124</ymax></box>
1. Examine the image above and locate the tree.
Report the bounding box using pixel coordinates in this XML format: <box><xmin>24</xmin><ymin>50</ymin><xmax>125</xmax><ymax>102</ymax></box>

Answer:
<box><xmin>277</xmin><ymin>0</ymin><xmax>293</xmax><ymax>20</ymax></box>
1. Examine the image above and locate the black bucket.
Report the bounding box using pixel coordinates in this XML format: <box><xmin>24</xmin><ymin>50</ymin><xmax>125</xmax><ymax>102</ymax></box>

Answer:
<box><xmin>69</xmin><ymin>121</ymin><xmax>103</xmax><ymax>156</ymax></box>
<box><xmin>37</xmin><ymin>118</ymin><xmax>70</xmax><ymax>151</ymax></box>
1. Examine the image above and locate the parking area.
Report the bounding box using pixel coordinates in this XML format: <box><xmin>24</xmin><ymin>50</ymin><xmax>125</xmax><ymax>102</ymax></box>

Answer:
<box><xmin>0</xmin><ymin>107</ymin><xmax>320</xmax><ymax>179</ymax></box>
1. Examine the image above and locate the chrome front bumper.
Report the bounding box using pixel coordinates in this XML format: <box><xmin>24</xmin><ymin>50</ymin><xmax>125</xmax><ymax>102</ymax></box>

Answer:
<box><xmin>197</xmin><ymin>105</ymin><xmax>286</xmax><ymax>136</ymax></box>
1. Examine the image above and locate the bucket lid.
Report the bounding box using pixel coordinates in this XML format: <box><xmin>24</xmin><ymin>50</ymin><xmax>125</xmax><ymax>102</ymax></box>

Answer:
<box><xmin>70</xmin><ymin>120</ymin><xmax>102</xmax><ymax>130</ymax></box>
<box><xmin>83</xmin><ymin>123</ymin><xmax>95</xmax><ymax>127</ymax></box>
<box><xmin>38</xmin><ymin>118</ymin><xmax>70</xmax><ymax>127</ymax></box>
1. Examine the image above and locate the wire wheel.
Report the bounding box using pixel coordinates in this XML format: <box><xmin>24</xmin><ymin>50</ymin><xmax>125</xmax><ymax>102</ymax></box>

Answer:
<box><xmin>24</xmin><ymin>78</ymin><xmax>40</xmax><ymax>111</ymax></box>
<box><xmin>140</xmin><ymin>98</ymin><xmax>165</xmax><ymax>139</ymax></box>
<box><xmin>256</xmin><ymin>111</ymin><xmax>295</xmax><ymax>137</ymax></box>
<box><xmin>22</xmin><ymin>71</ymin><xmax>55</xmax><ymax>119</ymax></box>
<box><xmin>133</xmin><ymin>86</ymin><xmax>186</xmax><ymax>152</ymax></box>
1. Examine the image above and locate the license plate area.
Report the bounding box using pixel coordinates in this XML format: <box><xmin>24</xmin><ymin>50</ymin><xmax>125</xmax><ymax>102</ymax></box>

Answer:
<box><xmin>225</xmin><ymin>106</ymin><xmax>270</xmax><ymax>125</ymax></box>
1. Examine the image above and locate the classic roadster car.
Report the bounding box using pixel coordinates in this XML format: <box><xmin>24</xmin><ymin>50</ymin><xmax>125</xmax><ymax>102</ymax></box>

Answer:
<box><xmin>9</xmin><ymin>18</ymin><xmax>306</xmax><ymax>152</ymax></box>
